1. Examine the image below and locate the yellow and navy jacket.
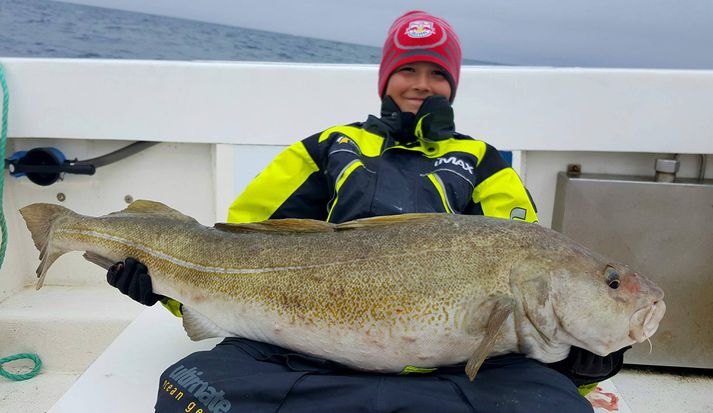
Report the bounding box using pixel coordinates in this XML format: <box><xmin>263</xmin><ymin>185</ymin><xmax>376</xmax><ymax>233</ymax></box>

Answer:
<box><xmin>228</xmin><ymin>96</ymin><xmax>537</xmax><ymax>225</ymax></box>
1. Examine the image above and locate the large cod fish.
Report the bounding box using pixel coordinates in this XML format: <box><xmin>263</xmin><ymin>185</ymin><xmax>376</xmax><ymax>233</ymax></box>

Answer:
<box><xmin>20</xmin><ymin>200</ymin><xmax>665</xmax><ymax>380</ymax></box>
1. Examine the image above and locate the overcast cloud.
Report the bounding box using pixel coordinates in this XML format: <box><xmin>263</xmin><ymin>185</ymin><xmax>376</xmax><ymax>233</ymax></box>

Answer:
<box><xmin>55</xmin><ymin>0</ymin><xmax>713</xmax><ymax>69</ymax></box>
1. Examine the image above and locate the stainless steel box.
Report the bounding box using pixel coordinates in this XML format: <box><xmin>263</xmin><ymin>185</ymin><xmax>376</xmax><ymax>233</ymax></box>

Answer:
<box><xmin>552</xmin><ymin>172</ymin><xmax>713</xmax><ymax>368</ymax></box>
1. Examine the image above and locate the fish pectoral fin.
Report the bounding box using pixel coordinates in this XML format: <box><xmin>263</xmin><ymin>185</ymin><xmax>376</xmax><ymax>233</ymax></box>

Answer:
<box><xmin>182</xmin><ymin>306</ymin><xmax>231</xmax><ymax>341</ymax></box>
<box><xmin>214</xmin><ymin>219</ymin><xmax>335</xmax><ymax>234</ymax></box>
<box><xmin>465</xmin><ymin>297</ymin><xmax>515</xmax><ymax>382</ymax></box>
<box><xmin>82</xmin><ymin>252</ymin><xmax>117</xmax><ymax>270</ymax></box>
<box><xmin>335</xmin><ymin>213</ymin><xmax>442</xmax><ymax>230</ymax></box>
<box><xmin>110</xmin><ymin>200</ymin><xmax>197</xmax><ymax>223</ymax></box>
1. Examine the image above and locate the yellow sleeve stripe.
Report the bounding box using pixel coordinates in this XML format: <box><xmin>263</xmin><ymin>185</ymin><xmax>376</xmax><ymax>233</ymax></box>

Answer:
<box><xmin>399</xmin><ymin>365</ymin><xmax>438</xmax><ymax>375</ymax></box>
<box><xmin>319</xmin><ymin>126</ymin><xmax>384</xmax><ymax>157</ymax></box>
<box><xmin>578</xmin><ymin>383</ymin><xmax>599</xmax><ymax>397</ymax></box>
<box><xmin>160</xmin><ymin>298</ymin><xmax>183</xmax><ymax>318</ymax></box>
<box><xmin>426</xmin><ymin>173</ymin><xmax>453</xmax><ymax>213</ymax></box>
<box><xmin>326</xmin><ymin>160</ymin><xmax>364</xmax><ymax>222</ymax></box>
<box><xmin>472</xmin><ymin>168</ymin><xmax>538</xmax><ymax>222</ymax></box>
<box><xmin>227</xmin><ymin>141</ymin><xmax>319</xmax><ymax>223</ymax></box>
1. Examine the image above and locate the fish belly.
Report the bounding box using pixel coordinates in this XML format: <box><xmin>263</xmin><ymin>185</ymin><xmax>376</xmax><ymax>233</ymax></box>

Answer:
<box><xmin>173</xmin><ymin>291</ymin><xmax>520</xmax><ymax>372</ymax></box>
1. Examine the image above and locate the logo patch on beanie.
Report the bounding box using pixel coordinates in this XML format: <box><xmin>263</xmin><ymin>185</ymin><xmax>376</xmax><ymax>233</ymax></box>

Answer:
<box><xmin>405</xmin><ymin>20</ymin><xmax>435</xmax><ymax>38</ymax></box>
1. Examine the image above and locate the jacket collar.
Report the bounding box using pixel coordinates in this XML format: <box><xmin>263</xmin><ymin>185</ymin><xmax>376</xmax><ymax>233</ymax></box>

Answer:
<box><xmin>365</xmin><ymin>96</ymin><xmax>456</xmax><ymax>144</ymax></box>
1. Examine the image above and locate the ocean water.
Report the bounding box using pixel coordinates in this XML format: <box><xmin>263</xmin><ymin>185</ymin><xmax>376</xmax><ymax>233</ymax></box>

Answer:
<box><xmin>0</xmin><ymin>0</ymin><xmax>387</xmax><ymax>63</ymax></box>
<box><xmin>0</xmin><ymin>0</ymin><xmax>490</xmax><ymax>64</ymax></box>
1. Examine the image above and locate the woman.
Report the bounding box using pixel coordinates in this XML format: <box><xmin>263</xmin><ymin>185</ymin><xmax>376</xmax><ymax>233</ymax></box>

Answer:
<box><xmin>109</xmin><ymin>11</ymin><xmax>624</xmax><ymax>413</ymax></box>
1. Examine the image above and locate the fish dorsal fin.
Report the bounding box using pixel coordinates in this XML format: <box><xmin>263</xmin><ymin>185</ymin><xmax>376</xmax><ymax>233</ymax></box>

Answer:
<box><xmin>214</xmin><ymin>218</ymin><xmax>335</xmax><ymax>234</ymax></box>
<box><xmin>111</xmin><ymin>200</ymin><xmax>196</xmax><ymax>222</ymax></box>
<box><xmin>214</xmin><ymin>213</ymin><xmax>441</xmax><ymax>234</ymax></box>
<box><xmin>335</xmin><ymin>213</ymin><xmax>441</xmax><ymax>231</ymax></box>
<box><xmin>465</xmin><ymin>296</ymin><xmax>515</xmax><ymax>381</ymax></box>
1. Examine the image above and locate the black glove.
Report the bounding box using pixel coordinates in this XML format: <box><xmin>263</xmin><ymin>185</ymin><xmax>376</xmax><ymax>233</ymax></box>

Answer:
<box><xmin>379</xmin><ymin>95</ymin><xmax>455</xmax><ymax>144</ymax></box>
<box><xmin>547</xmin><ymin>345</ymin><xmax>631</xmax><ymax>387</ymax></box>
<box><xmin>107</xmin><ymin>257</ymin><xmax>163</xmax><ymax>306</ymax></box>
<box><xmin>412</xmin><ymin>95</ymin><xmax>455</xmax><ymax>141</ymax></box>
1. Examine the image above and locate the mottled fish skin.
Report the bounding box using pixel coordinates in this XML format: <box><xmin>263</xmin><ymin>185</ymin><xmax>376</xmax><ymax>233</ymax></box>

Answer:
<box><xmin>19</xmin><ymin>200</ymin><xmax>666</xmax><ymax>375</ymax></box>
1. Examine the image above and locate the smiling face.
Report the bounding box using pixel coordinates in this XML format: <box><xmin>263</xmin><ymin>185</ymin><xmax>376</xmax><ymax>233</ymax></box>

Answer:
<box><xmin>384</xmin><ymin>61</ymin><xmax>452</xmax><ymax>114</ymax></box>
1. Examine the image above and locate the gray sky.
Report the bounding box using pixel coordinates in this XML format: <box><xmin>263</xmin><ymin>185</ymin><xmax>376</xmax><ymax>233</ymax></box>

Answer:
<box><xmin>57</xmin><ymin>0</ymin><xmax>713</xmax><ymax>69</ymax></box>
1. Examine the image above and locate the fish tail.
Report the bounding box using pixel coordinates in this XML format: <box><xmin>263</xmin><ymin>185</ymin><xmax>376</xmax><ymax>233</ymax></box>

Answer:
<box><xmin>19</xmin><ymin>203</ymin><xmax>77</xmax><ymax>289</ymax></box>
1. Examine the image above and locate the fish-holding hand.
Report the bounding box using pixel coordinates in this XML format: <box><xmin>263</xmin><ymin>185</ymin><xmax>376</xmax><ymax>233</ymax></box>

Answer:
<box><xmin>106</xmin><ymin>257</ymin><xmax>164</xmax><ymax>306</ymax></box>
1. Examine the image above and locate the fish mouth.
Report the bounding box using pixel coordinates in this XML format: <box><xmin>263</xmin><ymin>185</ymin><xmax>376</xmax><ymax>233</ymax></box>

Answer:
<box><xmin>629</xmin><ymin>300</ymin><xmax>666</xmax><ymax>342</ymax></box>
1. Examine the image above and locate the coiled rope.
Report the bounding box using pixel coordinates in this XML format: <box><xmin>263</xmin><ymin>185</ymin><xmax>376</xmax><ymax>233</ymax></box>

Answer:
<box><xmin>0</xmin><ymin>62</ymin><xmax>8</xmax><ymax>267</ymax></box>
<box><xmin>0</xmin><ymin>353</ymin><xmax>42</xmax><ymax>381</ymax></box>
<box><xmin>0</xmin><ymin>62</ymin><xmax>43</xmax><ymax>381</ymax></box>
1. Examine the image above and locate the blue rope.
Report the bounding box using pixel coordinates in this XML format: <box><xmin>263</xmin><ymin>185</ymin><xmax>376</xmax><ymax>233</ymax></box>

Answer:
<box><xmin>0</xmin><ymin>353</ymin><xmax>42</xmax><ymax>381</ymax></box>
<box><xmin>0</xmin><ymin>63</ymin><xmax>42</xmax><ymax>381</ymax></box>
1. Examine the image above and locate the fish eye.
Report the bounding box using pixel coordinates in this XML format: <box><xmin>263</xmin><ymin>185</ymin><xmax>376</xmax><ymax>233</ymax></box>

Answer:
<box><xmin>605</xmin><ymin>266</ymin><xmax>620</xmax><ymax>289</ymax></box>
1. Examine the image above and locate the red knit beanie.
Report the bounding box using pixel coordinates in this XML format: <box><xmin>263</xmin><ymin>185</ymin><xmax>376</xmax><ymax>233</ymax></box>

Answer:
<box><xmin>379</xmin><ymin>10</ymin><xmax>462</xmax><ymax>102</ymax></box>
